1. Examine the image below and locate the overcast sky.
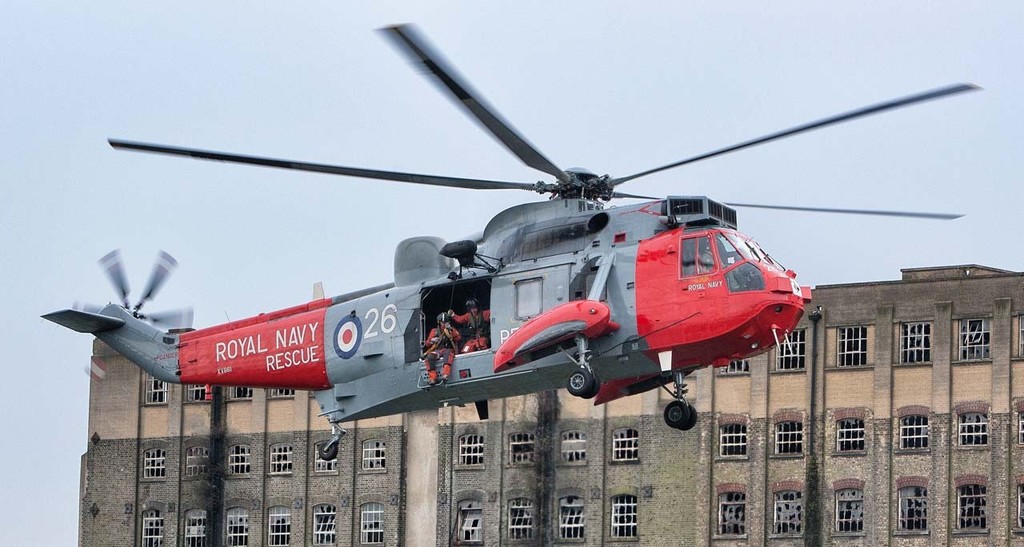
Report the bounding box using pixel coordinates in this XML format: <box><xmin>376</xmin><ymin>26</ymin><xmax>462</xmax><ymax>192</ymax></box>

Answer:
<box><xmin>2</xmin><ymin>2</ymin><xmax>1021</xmax><ymax>544</ymax></box>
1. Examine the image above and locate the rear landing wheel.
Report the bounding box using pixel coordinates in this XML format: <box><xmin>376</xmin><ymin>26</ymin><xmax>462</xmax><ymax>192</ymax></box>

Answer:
<box><xmin>664</xmin><ymin>400</ymin><xmax>696</xmax><ymax>430</ymax></box>
<box><xmin>566</xmin><ymin>368</ymin><xmax>599</xmax><ymax>399</ymax></box>
<box><xmin>317</xmin><ymin>439</ymin><xmax>339</xmax><ymax>461</ymax></box>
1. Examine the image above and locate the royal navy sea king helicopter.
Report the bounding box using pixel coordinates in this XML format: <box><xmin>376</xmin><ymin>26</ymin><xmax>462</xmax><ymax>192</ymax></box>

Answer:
<box><xmin>44</xmin><ymin>25</ymin><xmax>975</xmax><ymax>460</ymax></box>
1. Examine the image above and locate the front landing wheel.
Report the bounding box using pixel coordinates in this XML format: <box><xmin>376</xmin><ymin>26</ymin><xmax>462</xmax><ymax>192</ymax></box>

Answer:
<box><xmin>664</xmin><ymin>400</ymin><xmax>697</xmax><ymax>431</ymax></box>
<box><xmin>566</xmin><ymin>368</ymin><xmax>600</xmax><ymax>399</ymax></box>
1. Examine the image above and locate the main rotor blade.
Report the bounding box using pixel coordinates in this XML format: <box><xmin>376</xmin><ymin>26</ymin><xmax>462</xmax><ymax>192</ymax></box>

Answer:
<box><xmin>98</xmin><ymin>250</ymin><xmax>130</xmax><ymax>307</ymax></box>
<box><xmin>381</xmin><ymin>24</ymin><xmax>568</xmax><ymax>184</ymax></box>
<box><xmin>611</xmin><ymin>83</ymin><xmax>980</xmax><ymax>186</ymax></box>
<box><xmin>147</xmin><ymin>307</ymin><xmax>195</xmax><ymax>330</ymax></box>
<box><xmin>109</xmin><ymin>140</ymin><xmax>537</xmax><ymax>191</ymax></box>
<box><xmin>611</xmin><ymin>191</ymin><xmax>658</xmax><ymax>200</ymax></box>
<box><xmin>725</xmin><ymin>202</ymin><xmax>962</xmax><ymax>220</ymax></box>
<box><xmin>137</xmin><ymin>250</ymin><xmax>178</xmax><ymax>310</ymax></box>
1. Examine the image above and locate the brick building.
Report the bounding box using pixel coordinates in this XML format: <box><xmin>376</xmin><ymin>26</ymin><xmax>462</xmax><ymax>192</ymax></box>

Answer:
<box><xmin>79</xmin><ymin>264</ymin><xmax>1024</xmax><ymax>545</ymax></box>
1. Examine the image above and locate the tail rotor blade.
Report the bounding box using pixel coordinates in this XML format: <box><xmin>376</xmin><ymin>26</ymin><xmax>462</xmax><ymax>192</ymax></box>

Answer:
<box><xmin>137</xmin><ymin>251</ymin><xmax>179</xmax><ymax>311</ymax></box>
<box><xmin>98</xmin><ymin>250</ymin><xmax>130</xmax><ymax>307</ymax></box>
<box><xmin>148</xmin><ymin>307</ymin><xmax>194</xmax><ymax>330</ymax></box>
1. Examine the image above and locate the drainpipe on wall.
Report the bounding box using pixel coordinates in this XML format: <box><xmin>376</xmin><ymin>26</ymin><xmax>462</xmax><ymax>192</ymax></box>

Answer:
<box><xmin>805</xmin><ymin>306</ymin><xmax>822</xmax><ymax>547</ymax></box>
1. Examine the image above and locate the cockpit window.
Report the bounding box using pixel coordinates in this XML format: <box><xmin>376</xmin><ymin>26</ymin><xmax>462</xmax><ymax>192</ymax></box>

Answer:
<box><xmin>724</xmin><ymin>232</ymin><xmax>754</xmax><ymax>261</ymax></box>
<box><xmin>715</xmin><ymin>233</ymin><xmax>743</xmax><ymax>268</ymax></box>
<box><xmin>681</xmin><ymin>236</ymin><xmax>716</xmax><ymax>277</ymax></box>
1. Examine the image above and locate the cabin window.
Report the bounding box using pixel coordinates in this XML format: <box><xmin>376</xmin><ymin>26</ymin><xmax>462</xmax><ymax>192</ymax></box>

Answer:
<box><xmin>681</xmin><ymin>236</ymin><xmax>716</xmax><ymax>277</ymax></box>
<box><xmin>515</xmin><ymin>278</ymin><xmax>543</xmax><ymax>319</ymax></box>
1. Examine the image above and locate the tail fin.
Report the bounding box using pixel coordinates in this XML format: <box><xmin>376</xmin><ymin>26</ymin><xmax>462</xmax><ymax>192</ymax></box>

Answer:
<box><xmin>42</xmin><ymin>309</ymin><xmax>125</xmax><ymax>333</ymax></box>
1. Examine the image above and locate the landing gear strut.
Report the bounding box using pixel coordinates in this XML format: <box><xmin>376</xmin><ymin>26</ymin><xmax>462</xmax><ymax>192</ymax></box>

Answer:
<box><xmin>565</xmin><ymin>335</ymin><xmax>600</xmax><ymax>399</ymax></box>
<box><xmin>662</xmin><ymin>371</ymin><xmax>696</xmax><ymax>430</ymax></box>
<box><xmin>317</xmin><ymin>422</ymin><xmax>347</xmax><ymax>461</ymax></box>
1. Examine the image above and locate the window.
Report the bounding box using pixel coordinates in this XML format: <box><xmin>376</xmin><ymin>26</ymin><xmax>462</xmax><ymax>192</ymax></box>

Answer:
<box><xmin>560</xmin><ymin>431</ymin><xmax>586</xmax><ymax>463</ymax></box>
<box><xmin>900</xmin><ymin>322</ymin><xmax>931</xmax><ymax>363</ymax></box>
<box><xmin>229</xmin><ymin>386</ymin><xmax>253</xmax><ymax>400</ymax></box>
<box><xmin>268</xmin><ymin>388</ymin><xmax>295</xmax><ymax>398</ymax></box>
<box><xmin>837</xmin><ymin>326</ymin><xmax>868</xmax><ymax>367</ymax></box>
<box><xmin>719</xmin><ymin>423</ymin><xmax>747</xmax><ymax>457</ymax></box>
<box><xmin>145</xmin><ymin>375</ymin><xmax>167</xmax><ymax>404</ymax></box>
<box><xmin>459</xmin><ymin>434</ymin><xmax>485</xmax><ymax>466</ymax></box>
<box><xmin>1020</xmin><ymin>315</ymin><xmax>1024</xmax><ymax>357</ymax></box>
<box><xmin>1019</xmin><ymin>412</ymin><xmax>1024</xmax><ymax>445</ymax></box>
<box><xmin>269</xmin><ymin>444</ymin><xmax>293</xmax><ymax>474</ymax></box>
<box><xmin>508</xmin><ymin>498</ymin><xmax>534</xmax><ymax>540</ymax></box>
<box><xmin>1017</xmin><ymin>484</ymin><xmax>1023</xmax><ymax>528</ymax></box>
<box><xmin>959</xmin><ymin>318</ymin><xmax>991</xmax><ymax>360</ymax></box>
<box><xmin>515</xmin><ymin>278</ymin><xmax>543</xmax><ymax>319</ymax></box>
<box><xmin>559</xmin><ymin>496</ymin><xmax>585</xmax><ymax>540</ymax></box>
<box><xmin>836</xmin><ymin>418</ymin><xmax>865</xmax><ymax>452</ymax></box>
<box><xmin>509</xmin><ymin>432</ymin><xmax>535</xmax><ymax>465</ymax></box>
<box><xmin>184</xmin><ymin>509</ymin><xmax>207</xmax><ymax>547</ymax></box>
<box><xmin>957</xmin><ymin>484</ymin><xmax>987</xmax><ymax>530</ymax></box>
<box><xmin>776</xmin><ymin>330</ymin><xmax>806</xmax><ymax>371</ymax></box>
<box><xmin>457</xmin><ymin>500</ymin><xmax>482</xmax><ymax>543</ymax></box>
<box><xmin>312</xmin><ymin>504</ymin><xmax>337</xmax><ymax>546</ymax></box>
<box><xmin>611</xmin><ymin>428</ymin><xmax>639</xmax><ymax>462</ymax></box>
<box><xmin>268</xmin><ymin>506</ymin><xmax>291</xmax><ymax>546</ymax></box>
<box><xmin>143</xmin><ymin>449</ymin><xmax>166</xmax><ymax>479</ymax></box>
<box><xmin>228</xmin><ymin>445</ymin><xmax>251</xmax><ymax>475</ymax></box>
<box><xmin>226</xmin><ymin>507</ymin><xmax>249</xmax><ymax>546</ymax></box>
<box><xmin>611</xmin><ymin>494</ymin><xmax>638</xmax><ymax>538</ymax></box>
<box><xmin>899</xmin><ymin>415</ymin><xmax>929</xmax><ymax>450</ymax></box>
<box><xmin>681</xmin><ymin>236</ymin><xmax>716</xmax><ymax>276</ymax></box>
<box><xmin>720</xmin><ymin>359</ymin><xmax>749</xmax><ymax>374</ymax></box>
<box><xmin>360</xmin><ymin>503</ymin><xmax>384</xmax><ymax>544</ymax></box>
<box><xmin>314</xmin><ymin>443</ymin><xmax>338</xmax><ymax>473</ymax></box>
<box><xmin>897</xmin><ymin>486</ymin><xmax>928</xmax><ymax>531</ymax></box>
<box><xmin>362</xmin><ymin>439</ymin><xmax>386</xmax><ymax>471</ymax></box>
<box><xmin>185</xmin><ymin>446</ymin><xmax>209</xmax><ymax>477</ymax></box>
<box><xmin>142</xmin><ymin>509</ymin><xmax>163</xmax><ymax>547</ymax></box>
<box><xmin>718</xmin><ymin>492</ymin><xmax>746</xmax><ymax>535</ymax></box>
<box><xmin>835</xmin><ymin>489</ymin><xmax>864</xmax><ymax>533</ymax></box>
<box><xmin>773</xmin><ymin>491</ymin><xmax>802</xmax><ymax>535</ymax></box>
<box><xmin>775</xmin><ymin>421</ymin><xmax>803</xmax><ymax>455</ymax></box>
<box><xmin>186</xmin><ymin>384</ymin><xmax>207</xmax><ymax>402</ymax></box>
<box><xmin>959</xmin><ymin>413</ymin><xmax>989</xmax><ymax>446</ymax></box>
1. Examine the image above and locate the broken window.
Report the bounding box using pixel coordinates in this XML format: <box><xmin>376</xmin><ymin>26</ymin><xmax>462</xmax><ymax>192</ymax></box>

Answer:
<box><xmin>186</xmin><ymin>384</ymin><xmax>207</xmax><ymax>402</ymax></box>
<box><xmin>229</xmin><ymin>386</ymin><xmax>253</xmax><ymax>400</ymax></box>
<box><xmin>225</xmin><ymin>507</ymin><xmax>249</xmax><ymax>546</ymax></box>
<box><xmin>957</xmin><ymin>484</ymin><xmax>987</xmax><ymax>530</ymax></box>
<box><xmin>312</xmin><ymin>504</ymin><xmax>337</xmax><ymax>546</ymax></box>
<box><xmin>362</xmin><ymin>439</ymin><xmax>386</xmax><ymax>471</ymax></box>
<box><xmin>959</xmin><ymin>318</ymin><xmax>991</xmax><ymax>360</ymax></box>
<box><xmin>560</xmin><ymin>431</ymin><xmax>586</xmax><ymax>463</ymax></box>
<box><xmin>559</xmin><ymin>496</ymin><xmax>585</xmax><ymax>539</ymax></box>
<box><xmin>775</xmin><ymin>421</ymin><xmax>803</xmax><ymax>455</ymax></box>
<box><xmin>837</xmin><ymin>326</ymin><xmax>868</xmax><ymax>366</ymax></box>
<box><xmin>836</xmin><ymin>418</ymin><xmax>865</xmax><ymax>452</ymax></box>
<box><xmin>143</xmin><ymin>449</ymin><xmax>166</xmax><ymax>479</ymax></box>
<box><xmin>267</xmin><ymin>507</ymin><xmax>290</xmax><ymax>546</ymax></box>
<box><xmin>611</xmin><ymin>494</ymin><xmax>638</xmax><ymax>538</ymax></box>
<box><xmin>835</xmin><ymin>489</ymin><xmax>864</xmax><ymax>533</ymax></box>
<box><xmin>459</xmin><ymin>434</ymin><xmax>485</xmax><ymax>466</ymax></box>
<box><xmin>314</xmin><ymin>442</ymin><xmax>337</xmax><ymax>473</ymax></box>
<box><xmin>899</xmin><ymin>415</ymin><xmax>929</xmax><ymax>450</ymax></box>
<box><xmin>776</xmin><ymin>330</ymin><xmax>806</xmax><ymax>371</ymax></box>
<box><xmin>1017</xmin><ymin>484</ymin><xmax>1024</xmax><ymax>528</ymax></box>
<box><xmin>227</xmin><ymin>445</ymin><xmax>251</xmax><ymax>476</ymax></box>
<box><xmin>509</xmin><ymin>432</ymin><xmax>535</xmax><ymax>465</ymax></box>
<box><xmin>508</xmin><ymin>498</ymin><xmax>534</xmax><ymax>540</ymax></box>
<box><xmin>900</xmin><ymin>322</ymin><xmax>931</xmax><ymax>363</ymax></box>
<box><xmin>268</xmin><ymin>388</ymin><xmax>295</xmax><ymax>398</ymax></box>
<box><xmin>141</xmin><ymin>509</ymin><xmax>163</xmax><ymax>547</ymax></box>
<box><xmin>773</xmin><ymin>490</ymin><xmax>802</xmax><ymax>535</ymax></box>
<box><xmin>183</xmin><ymin>509</ymin><xmax>207</xmax><ymax>547</ymax></box>
<box><xmin>720</xmin><ymin>359</ymin><xmax>749</xmax><ymax>375</ymax></box>
<box><xmin>719</xmin><ymin>423</ymin><xmax>747</xmax><ymax>457</ymax></box>
<box><xmin>958</xmin><ymin>413</ymin><xmax>989</xmax><ymax>446</ymax></box>
<box><xmin>360</xmin><ymin>503</ymin><xmax>384</xmax><ymax>544</ymax></box>
<box><xmin>457</xmin><ymin>500</ymin><xmax>482</xmax><ymax>543</ymax></box>
<box><xmin>897</xmin><ymin>486</ymin><xmax>928</xmax><ymax>531</ymax></box>
<box><xmin>145</xmin><ymin>375</ymin><xmax>167</xmax><ymax>404</ymax></box>
<box><xmin>611</xmin><ymin>428</ymin><xmax>639</xmax><ymax>462</ymax></box>
<box><xmin>718</xmin><ymin>492</ymin><xmax>746</xmax><ymax>535</ymax></box>
<box><xmin>268</xmin><ymin>444</ymin><xmax>293</xmax><ymax>475</ymax></box>
<box><xmin>184</xmin><ymin>446</ymin><xmax>209</xmax><ymax>477</ymax></box>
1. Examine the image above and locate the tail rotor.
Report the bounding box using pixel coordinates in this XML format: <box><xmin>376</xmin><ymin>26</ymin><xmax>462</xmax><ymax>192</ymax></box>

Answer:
<box><xmin>93</xmin><ymin>249</ymin><xmax>194</xmax><ymax>330</ymax></box>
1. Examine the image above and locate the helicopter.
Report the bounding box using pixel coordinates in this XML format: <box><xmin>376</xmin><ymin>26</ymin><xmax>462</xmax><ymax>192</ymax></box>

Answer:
<box><xmin>43</xmin><ymin>25</ymin><xmax>975</xmax><ymax>461</ymax></box>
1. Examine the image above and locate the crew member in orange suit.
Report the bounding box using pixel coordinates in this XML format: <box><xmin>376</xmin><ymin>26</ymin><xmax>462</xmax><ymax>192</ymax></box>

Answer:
<box><xmin>449</xmin><ymin>298</ymin><xmax>491</xmax><ymax>353</ymax></box>
<box><xmin>423</xmin><ymin>312</ymin><xmax>460</xmax><ymax>385</ymax></box>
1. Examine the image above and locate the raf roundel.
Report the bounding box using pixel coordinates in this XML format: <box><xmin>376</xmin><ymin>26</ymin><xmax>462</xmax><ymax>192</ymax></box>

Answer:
<box><xmin>333</xmin><ymin>315</ymin><xmax>362</xmax><ymax>359</ymax></box>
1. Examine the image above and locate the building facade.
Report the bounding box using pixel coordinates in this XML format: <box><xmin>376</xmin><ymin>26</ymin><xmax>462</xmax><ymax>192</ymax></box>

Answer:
<box><xmin>79</xmin><ymin>265</ymin><xmax>1024</xmax><ymax>545</ymax></box>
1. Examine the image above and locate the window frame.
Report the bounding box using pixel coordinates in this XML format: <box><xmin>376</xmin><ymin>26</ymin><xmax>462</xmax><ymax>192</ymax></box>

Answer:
<box><xmin>717</xmin><ymin>491</ymin><xmax>746</xmax><ymax>536</ymax></box>
<box><xmin>834</xmin><ymin>488</ymin><xmax>864</xmax><ymax>533</ymax></box>
<box><xmin>897</xmin><ymin>486</ymin><xmax>928</xmax><ymax>532</ymax></box>
<box><xmin>958</xmin><ymin>412</ymin><xmax>989</xmax><ymax>446</ymax></box>
<box><xmin>360</xmin><ymin>502</ymin><xmax>385</xmax><ymax>545</ymax></box>
<box><xmin>183</xmin><ymin>509</ymin><xmax>207</xmax><ymax>547</ymax></box>
<box><xmin>267</xmin><ymin>388</ymin><xmax>295</xmax><ymax>398</ymax></box>
<box><xmin>186</xmin><ymin>384</ymin><xmax>208</xmax><ymax>402</ymax></box>
<box><xmin>720</xmin><ymin>359</ymin><xmax>750</xmax><ymax>375</ymax></box>
<box><xmin>508</xmin><ymin>432</ymin><xmax>536</xmax><ymax>465</ymax></box>
<box><xmin>958</xmin><ymin>318</ymin><xmax>991</xmax><ymax>361</ymax></box>
<box><xmin>776</xmin><ymin>329</ymin><xmax>806</xmax><ymax>371</ymax></box>
<box><xmin>268</xmin><ymin>443</ymin><xmax>294</xmax><ymax>475</ymax></box>
<box><xmin>835</xmin><ymin>418</ymin><xmax>866</xmax><ymax>452</ymax></box>
<box><xmin>773</xmin><ymin>490</ymin><xmax>802</xmax><ymax>536</ymax></box>
<box><xmin>141</xmin><ymin>509</ymin><xmax>163</xmax><ymax>547</ymax></box>
<box><xmin>267</xmin><ymin>506</ymin><xmax>291</xmax><ymax>547</ymax></box>
<box><xmin>610</xmin><ymin>494</ymin><xmax>638</xmax><ymax>539</ymax></box>
<box><xmin>611</xmin><ymin>428</ymin><xmax>640</xmax><ymax>462</ymax></box>
<box><xmin>774</xmin><ymin>421</ymin><xmax>803</xmax><ymax>455</ymax></box>
<box><xmin>227</xmin><ymin>444</ymin><xmax>252</xmax><ymax>476</ymax></box>
<box><xmin>458</xmin><ymin>434</ymin><xmax>485</xmax><ymax>466</ymax></box>
<box><xmin>837</xmin><ymin>326</ymin><xmax>868</xmax><ymax>367</ymax></box>
<box><xmin>361</xmin><ymin>439</ymin><xmax>387</xmax><ymax>471</ymax></box>
<box><xmin>558</xmin><ymin>496</ymin><xmax>586</xmax><ymax>540</ymax></box>
<box><xmin>312</xmin><ymin>504</ymin><xmax>337</xmax><ymax>546</ymax></box>
<box><xmin>456</xmin><ymin>500</ymin><xmax>483</xmax><ymax>544</ymax></box>
<box><xmin>899</xmin><ymin>415</ymin><xmax>929</xmax><ymax>450</ymax></box>
<box><xmin>145</xmin><ymin>375</ymin><xmax>168</xmax><ymax>405</ymax></box>
<box><xmin>314</xmin><ymin>442</ymin><xmax>338</xmax><ymax>474</ymax></box>
<box><xmin>560</xmin><ymin>430</ymin><xmax>587</xmax><ymax>463</ymax></box>
<box><xmin>900</xmin><ymin>322</ymin><xmax>932</xmax><ymax>364</ymax></box>
<box><xmin>719</xmin><ymin>423</ymin><xmax>747</xmax><ymax>457</ymax></box>
<box><xmin>225</xmin><ymin>507</ymin><xmax>249</xmax><ymax>547</ymax></box>
<box><xmin>143</xmin><ymin>448</ymin><xmax>167</xmax><ymax>479</ymax></box>
<box><xmin>184</xmin><ymin>446</ymin><xmax>209</xmax><ymax>477</ymax></box>
<box><xmin>507</xmin><ymin>497</ymin><xmax>534</xmax><ymax>540</ymax></box>
<box><xmin>956</xmin><ymin>484</ymin><xmax>987</xmax><ymax>531</ymax></box>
